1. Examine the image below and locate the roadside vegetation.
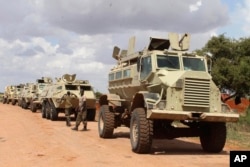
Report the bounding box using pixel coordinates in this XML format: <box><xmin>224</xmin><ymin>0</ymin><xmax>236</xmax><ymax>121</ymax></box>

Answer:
<box><xmin>227</xmin><ymin>107</ymin><xmax>250</xmax><ymax>148</ymax></box>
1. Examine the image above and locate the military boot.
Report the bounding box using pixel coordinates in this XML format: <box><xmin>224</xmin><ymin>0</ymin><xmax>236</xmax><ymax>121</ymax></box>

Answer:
<box><xmin>66</xmin><ymin>120</ymin><xmax>71</xmax><ymax>127</ymax></box>
<box><xmin>72</xmin><ymin>126</ymin><xmax>78</xmax><ymax>131</ymax></box>
<box><xmin>82</xmin><ymin>124</ymin><xmax>87</xmax><ymax>131</ymax></box>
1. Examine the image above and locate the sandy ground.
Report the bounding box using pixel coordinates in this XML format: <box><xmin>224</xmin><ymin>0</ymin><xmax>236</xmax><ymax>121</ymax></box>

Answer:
<box><xmin>0</xmin><ymin>103</ymin><xmax>246</xmax><ymax>167</ymax></box>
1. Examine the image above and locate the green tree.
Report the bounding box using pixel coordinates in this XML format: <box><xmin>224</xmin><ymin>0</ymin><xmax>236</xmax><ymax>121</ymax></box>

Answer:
<box><xmin>95</xmin><ymin>91</ymin><xmax>103</xmax><ymax>99</ymax></box>
<box><xmin>200</xmin><ymin>34</ymin><xmax>250</xmax><ymax>102</ymax></box>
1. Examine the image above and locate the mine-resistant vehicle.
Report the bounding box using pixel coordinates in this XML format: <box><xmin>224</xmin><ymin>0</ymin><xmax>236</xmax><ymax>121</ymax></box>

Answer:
<box><xmin>98</xmin><ymin>33</ymin><xmax>239</xmax><ymax>154</ymax></box>
<box><xmin>2</xmin><ymin>85</ymin><xmax>12</xmax><ymax>104</ymax></box>
<box><xmin>19</xmin><ymin>83</ymin><xmax>36</xmax><ymax>109</ymax></box>
<box><xmin>2</xmin><ymin>85</ymin><xmax>21</xmax><ymax>105</ymax></box>
<box><xmin>30</xmin><ymin>77</ymin><xmax>53</xmax><ymax>112</ymax></box>
<box><xmin>40</xmin><ymin>74</ymin><xmax>96</xmax><ymax>121</ymax></box>
<box><xmin>10</xmin><ymin>84</ymin><xmax>24</xmax><ymax>105</ymax></box>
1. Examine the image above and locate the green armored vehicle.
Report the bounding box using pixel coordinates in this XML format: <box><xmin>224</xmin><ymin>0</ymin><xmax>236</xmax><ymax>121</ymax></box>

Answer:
<box><xmin>98</xmin><ymin>33</ymin><xmax>239</xmax><ymax>154</ymax></box>
<box><xmin>40</xmin><ymin>74</ymin><xmax>96</xmax><ymax>121</ymax></box>
<box><xmin>30</xmin><ymin>77</ymin><xmax>53</xmax><ymax>112</ymax></box>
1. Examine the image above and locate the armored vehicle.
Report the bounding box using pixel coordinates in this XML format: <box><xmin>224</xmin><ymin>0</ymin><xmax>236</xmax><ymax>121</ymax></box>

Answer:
<box><xmin>2</xmin><ymin>85</ymin><xmax>17</xmax><ymax>104</ymax></box>
<box><xmin>30</xmin><ymin>77</ymin><xmax>53</xmax><ymax>112</ymax></box>
<box><xmin>10</xmin><ymin>84</ymin><xmax>24</xmax><ymax>105</ymax></box>
<box><xmin>40</xmin><ymin>74</ymin><xmax>96</xmax><ymax>121</ymax></box>
<box><xmin>98</xmin><ymin>33</ymin><xmax>239</xmax><ymax>154</ymax></box>
<box><xmin>20</xmin><ymin>83</ymin><xmax>36</xmax><ymax>109</ymax></box>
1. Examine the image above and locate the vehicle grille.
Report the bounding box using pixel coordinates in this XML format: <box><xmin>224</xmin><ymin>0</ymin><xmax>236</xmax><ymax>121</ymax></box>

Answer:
<box><xmin>183</xmin><ymin>78</ymin><xmax>210</xmax><ymax>107</ymax></box>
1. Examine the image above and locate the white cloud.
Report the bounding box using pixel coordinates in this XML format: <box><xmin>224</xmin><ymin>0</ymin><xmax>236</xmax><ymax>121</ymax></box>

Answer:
<box><xmin>189</xmin><ymin>0</ymin><xmax>202</xmax><ymax>12</ymax></box>
<box><xmin>0</xmin><ymin>0</ymin><xmax>237</xmax><ymax>93</ymax></box>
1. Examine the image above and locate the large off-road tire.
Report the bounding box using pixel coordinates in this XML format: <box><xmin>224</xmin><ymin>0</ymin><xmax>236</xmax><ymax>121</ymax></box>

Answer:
<box><xmin>2</xmin><ymin>98</ymin><xmax>7</xmax><ymax>104</ymax></box>
<box><xmin>45</xmin><ymin>103</ymin><xmax>51</xmax><ymax>120</ymax></box>
<box><xmin>41</xmin><ymin>102</ymin><xmax>46</xmax><ymax>118</ymax></box>
<box><xmin>30</xmin><ymin>103</ymin><xmax>37</xmax><ymax>113</ymax></box>
<box><xmin>87</xmin><ymin>109</ymin><xmax>96</xmax><ymax>121</ymax></box>
<box><xmin>50</xmin><ymin>106</ymin><xmax>58</xmax><ymax>121</ymax></box>
<box><xmin>11</xmin><ymin>99</ymin><xmax>16</xmax><ymax>105</ymax></box>
<box><xmin>22</xmin><ymin>100</ymin><xmax>29</xmax><ymax>109</ymax></box>
<box><xmin>200</xmin><ymin>122</ymin><xmax>226</xmax><ymax>153</ymax></box>
<box><xmin>130</xmin><ymin>108</ymin><xmax>153</xmax><ymax>154</ymax></box>
<box><xmin>98</xmin><ymin>105</ymin><xmax>115</xmax><ymax>138</ymax></box>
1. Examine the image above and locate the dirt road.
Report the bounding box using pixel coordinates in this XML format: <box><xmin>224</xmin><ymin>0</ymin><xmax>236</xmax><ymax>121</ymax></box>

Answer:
<box><xmin>0</xmin><ymin>103</ymin><xmax>244</xmax><ymax>167</ymax></box>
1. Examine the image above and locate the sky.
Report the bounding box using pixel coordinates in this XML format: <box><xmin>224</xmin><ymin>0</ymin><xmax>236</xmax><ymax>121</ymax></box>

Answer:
<box><xmin>0</xmin><ymin>0</ymin><xmax>250</xmax><ymax>93</ymax></box>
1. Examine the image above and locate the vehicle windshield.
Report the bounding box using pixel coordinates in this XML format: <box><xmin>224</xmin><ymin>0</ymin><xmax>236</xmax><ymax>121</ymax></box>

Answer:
<box><xmin>183</xmin><ymin>57</ymin><xmax>206</xmax><ymax>71</ymax></box>
<box><xmin>39</xmin><ymin>84</ymin><xmax>45</xmax><ymax>90</ymax></box>
<box><xmin>65</xmin><ymin>85</ymin><xmax>78</xmax><ymax>90</ymax></box>
<box><xmin>157</xmin><ymin>55</ymin><xmax>180</xmax><ymax>70</ymax></box>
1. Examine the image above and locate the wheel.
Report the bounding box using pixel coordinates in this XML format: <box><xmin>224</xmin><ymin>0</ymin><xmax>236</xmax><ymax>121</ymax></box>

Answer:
<box><xmin>130</xmin><ymin>108</ymin><xmax>153</xmax><ymax>154</ymax></box>
<box><xmin>200</xmin><ymin>122</ymin><xmax>226</xmax><ymax>153</ymax></box>
<box><xmin>11</xmin><ymin>99</ymin><xmax>16</xmax><ymax>105</ymax></box>
<box><xmin>2</xmin><ymin>98</ymin><xmax>6</xmax><ymax>104</ymax></box>
<box><xmin>41</xmin><ymin>102</ymin><xmax>46</xmax><ymax>118</ymax></box>
<box><xmin>50</xmin><ymin>106</ymin><xmax>58</xmax><ymax>121</ymax></box>
<box><xmin>22</xmin><ymin>100</ymin><xmax>29</xmax><ymax>109</ymax></box>
<box><xmin>45</xmin><ymin>102</ymin><xmax>51</xmax><ymax>119</ymax></box>
<box><xmin>87</xmin><ymin>109</ymin><xmax>96</xmax><ymax>121</ymax></box>
<box><xmin>98</xmin><ymin>105</ymin><xmax>115</xmax><ymax>138</ymax></box>
<box><xmin>31</xmin><ymin>103</ymin><xmax>37</xmax><ymax>113</ymax></box>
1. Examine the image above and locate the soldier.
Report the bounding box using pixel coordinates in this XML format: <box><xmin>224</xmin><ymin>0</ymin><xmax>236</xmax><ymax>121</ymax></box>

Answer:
<box><xmin>72</xmin><ymin>89</ymin><xmax>87</xmax><ymax>131</ymax></box>
<box><xmin>62</xmin><ymin>91</ymin><xmax>73</xmax><ymax>126</ymax></box>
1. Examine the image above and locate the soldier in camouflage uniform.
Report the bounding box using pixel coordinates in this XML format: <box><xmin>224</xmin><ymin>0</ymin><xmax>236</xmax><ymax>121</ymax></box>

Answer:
<box><xmin>62</xmin><ymin>91</ymin><xmax>73</xmax><ymax>126</ymax></box>
<box><xmin>72</xmin><ymin>89</ymin><xmax>87</xmax><ymax>131</ymax></box>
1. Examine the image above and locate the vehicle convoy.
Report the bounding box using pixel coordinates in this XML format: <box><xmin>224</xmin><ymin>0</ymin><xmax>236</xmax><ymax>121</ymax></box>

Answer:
<box><xmin>40</xmin><ymin>74</ymin><xmax>96</xmax><ymax>121</ymax></box>
<box><xmin>98</xmin><ymin>33</ymin><xmax>239</xmax><ymax>154</ymax></box>
<box><xmin>30</xmin><ymin>77</ymin><xmax>53</xmax><ymax>112</ymax></box>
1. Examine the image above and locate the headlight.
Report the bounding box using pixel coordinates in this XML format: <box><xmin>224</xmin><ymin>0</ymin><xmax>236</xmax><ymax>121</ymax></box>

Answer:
<box><xmin>175</xmin><ymin>79</ymin><xmax>183</xmax><ymax>88</ymax></box>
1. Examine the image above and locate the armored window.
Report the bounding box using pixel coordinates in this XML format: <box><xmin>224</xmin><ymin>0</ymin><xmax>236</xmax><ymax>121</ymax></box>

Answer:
<box><xmin>140</xmin><ymin>56</ymin><xmax>152</xmax><ymax>80</ymax></box>
<box><xmin>123</xmin><ymin>69</ymin><xmax>131</xmax><ymax>78</ymax></box>
<box><xmin>157</xmin><ymin>55</ymin><xmax>180</xmax><ymax>69</ymax></box>
<box><xmin>109</xmin><ymin>73</ymin><xmax>115</xmax><ymax>81</ymax></box>
<box><xmin>65</xmin><ymin>85</ymin><xmax>78</xmax><ymax>90</ymax></box>
<box><xmin>79</xmin><ymin>86</ymin><xmax>92</xmax><ymax>91</ymax></box>
<box><xmin>115</xmin><ymin>71</ymin><xmax>122</xmax><ymax>80</ymax></box>
<box><xmin>183</xmin><ymin>57</ymin><xmax>206</xmax><ymax>71</ymax></box>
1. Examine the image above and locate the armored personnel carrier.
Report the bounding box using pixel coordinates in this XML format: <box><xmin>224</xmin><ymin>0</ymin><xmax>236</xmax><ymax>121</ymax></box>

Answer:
<box><xmin>10</xmin><ymin>84</ymin><xmax>24</xmax><ymax>105</ymax></box>
<box><xmin>30</xmin><ymin>77</ymin><xmax>53</xmax><ymax>112</ymax></box>
<box><xmin>2</xmin><ymin>85</ymin><xmax>14</xmax><ymax>104</ymax></box>
<box><xmin>20</xmin><ymin>83</ymin><xmax>36</xmax><ymax>109</ymax></box>
<box><xmin>98</xmin><ymin>33</ymin><xmax>239</xmax><ymax>154</ymax></box>
<box><xmin>2</xmin><ymin>85</ymin><xmax>22</xmax><ymax>105</ymax></box>
<box><xmin>40</xmin><ymin>74</ymin><xmax>96</xmax><ymax>121</ymax></box>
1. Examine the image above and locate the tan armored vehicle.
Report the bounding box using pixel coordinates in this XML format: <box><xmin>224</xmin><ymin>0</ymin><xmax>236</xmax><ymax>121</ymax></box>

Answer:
<box><xmin>18</xmin><ymin>84</ymin><xmax>29</xmax><ymax>106</ymax></box>
<box><xmin>20</xmin><ymin>83</ymin><xmax>36</xmax><ymax>109</ymax></box>
<box><xmin>10</xmin><ymin>84</ymin><xmax>24</xmax><ymax>105</ymax></box>
<box><xmin>98</xmin><ymin>33</ymin><xmax>239</xmax><ymax>154</ymax></box>
<box><xmin>40</xmin><ymin>74</ymin><xmax>96</xmax><ymax>121</ymax></box>
<box><xmin>2</xmin><ymin>85</ymin><xmax>15</xmax><ymax>104</ymax></box>
<box><xmin>30</xmin><ymin>77</ymin><xmax>53</xmax><ymax>112</ymax></box>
